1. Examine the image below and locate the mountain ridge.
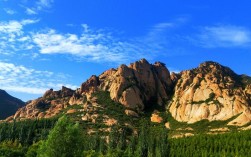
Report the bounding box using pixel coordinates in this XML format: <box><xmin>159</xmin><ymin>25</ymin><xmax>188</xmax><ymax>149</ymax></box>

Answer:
<box><xmin>4</xmin><ymin>59</ymin><xmax>251</xmax><ymax>130</ymax></box>
<box><xmin>0</xmin><ymin>89</ymin><xmax>25</xmax><ymax>119</ymax></box>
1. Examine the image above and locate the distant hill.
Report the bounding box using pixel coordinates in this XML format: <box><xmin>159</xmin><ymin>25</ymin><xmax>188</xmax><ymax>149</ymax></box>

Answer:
<box><xmin>0</xmin><ymin>89</ymin><xmax>25</xmax><ymax>119</ymax></box>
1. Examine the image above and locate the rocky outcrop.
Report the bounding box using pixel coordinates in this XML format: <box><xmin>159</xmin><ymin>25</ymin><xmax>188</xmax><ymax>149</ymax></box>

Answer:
<box><xmin>99</xmin><ymin>59</ymin><xmax>173</xmax><ymax>110</ymax></box>
<box><xmin>6</xmin><ymin>59</ymin><xmax>251</xmax><ymax>127</ymax></box>
<box><xmin>79</xmin><ymin>75</ymin><xmax>100</xmax><ymax>94</ymax></box>
<box><xmin>43</xmin><ymin>86</ymin><xmax>74</xmax><ymax>99</ymax></box>
<box><xmin>169</xmin><ymin>61</ymin><xmax>251</xmax><ymax>125</ymax></box>
<box><xmin>151</xmin><ymin>113</ymin><xmax>163</xmax><ymax>123</ymax></box>
<box><xmin>8</xmin><ymin>59</ymin><xmax>174</xmax><ymax>121</ymax></box>
<box><xmin>13</xmin><ymin>86</ymin><xmax>75</xmax><ymax>120</ymax></box>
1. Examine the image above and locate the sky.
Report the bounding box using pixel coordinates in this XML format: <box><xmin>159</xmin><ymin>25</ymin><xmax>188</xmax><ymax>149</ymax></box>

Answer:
<box><xmin>0</xmin><ymin>0</ymin><xmax>251</xmax><ymax>101</ymax></box>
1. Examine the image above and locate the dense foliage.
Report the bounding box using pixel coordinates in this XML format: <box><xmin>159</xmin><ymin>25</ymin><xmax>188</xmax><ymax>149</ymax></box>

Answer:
<box><xmin>169</xmin><ymin>131</ymin><xmax>251</xmax><ymax>157</ymax></box>
<box><xmin>1</xmin><ymin>115</ymin><xmax>251</xmax><ymax>156</ymax></box>
<box><xmin>0</xmin><ymin>118</ymin><xmax>57</xmax><ymax>145</ymax></box>
<box><xmin>0</xmin><ymin>90</ymin><xmax>250</xmax><ymax>157</ymax></box>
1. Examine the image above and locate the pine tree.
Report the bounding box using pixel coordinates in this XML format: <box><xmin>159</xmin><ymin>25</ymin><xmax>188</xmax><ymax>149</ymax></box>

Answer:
<box><xmin>37</xmin><ymin>116</ymin><xmax>84</xmax><ymax>157</ymax></box>
<box><xmin>136</xmin><ymin>120</ymin><xmax>148</xmax><ymax>157</ymax></box>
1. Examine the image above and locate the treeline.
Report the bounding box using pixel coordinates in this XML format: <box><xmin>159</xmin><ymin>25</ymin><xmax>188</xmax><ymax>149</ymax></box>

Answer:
<box><xmin>169</xmin><ymin>130</ymin><xmax>251</xmax><ymax>157</ymax></box>
<box><xmin>36</xmin><ymin>117</ymin><xmax>169</xmax><ymax>157</ymax></box>
<box><xmin>0</xmin><ymin>118</ymin><xmax>57</xmax><ymax>145</ymax></box>
<box><xmin>0</xmin><ymin>116</ymin><xmax>169</xmax><ymax>157</ymax></box>
<box><xmin>1</xmin><ymin>116</ymin><xmax>251</xmax><ymax>156</ymax></box>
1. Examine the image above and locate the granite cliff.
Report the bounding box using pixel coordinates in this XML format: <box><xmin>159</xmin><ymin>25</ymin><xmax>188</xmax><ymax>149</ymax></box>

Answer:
<box><xmin>169</xmin><ymin>62</ymin><xmax>251</xmax><ymax>126</ymax></box>
<box><xmin>7</xmin><ymin>59</ymin><xmax>251</xmax><ymax>127</ymax></box>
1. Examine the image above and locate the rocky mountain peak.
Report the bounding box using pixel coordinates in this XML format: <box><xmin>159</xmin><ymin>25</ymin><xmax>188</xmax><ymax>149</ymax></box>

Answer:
<box><xmin>99</xmin><ymin>59</ymin><xmax>173</xmax><ymax>110</ymax></box>
<box><xmin>198</xmin><ymin>61</ymin><xmax>236</xmax><ymax>76</ymax></box>
<box><xmin>169</xmin><ymin>61</ymin><xmax>251</xmax><ymax>126</ymax></box>
<box><xmin>6</xmin><ymin>59</ymin><xmax>251</xmax><ymax>128</ymax></box>
<box><xmin>43</xmin><ymin>86</ymin><xmax>74</xmax><ymax>99</ymax></box>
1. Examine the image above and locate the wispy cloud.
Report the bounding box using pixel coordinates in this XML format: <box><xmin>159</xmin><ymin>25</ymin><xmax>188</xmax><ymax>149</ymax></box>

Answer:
<box><xmin>0</xmin><ymin>62</ymin><xmax>77</xmax><ymax>94</ymax></box>
<box><xmin>0</xmin><ymin>19</ymin><xmax>38</xmax><ymax>55</ymax></box>
<box><xmin>4</xmin><ymin>8</ymin><xmax>16</xmax><ymax>15</ymax></box>
<box><xmin>1</xmin><ymin>20</ymin><xmax>180</xmax><ymax>63</ymax></box>
<box><xmin>32</xmin><ymin>29</ymin><xmax>129</xmax><ymax>63</ymax></box>
<box><xmin>36</xmin><ymin>0</ymin><xmax>54</xmax><ymax>10</ymax></box>
<box><xmin>31</xmin><ymin>24</ymin><xmax>166</xmax><ymax>63</ymax></box>
<box><xmin>23</xmin><ymin>0</ymin><xmax>54</xmax><ymax>15</ymax></box>
<box><xmin>195</xmin><ymin>25</ymin><xmax>251</xmax><ymax>48</ymax></box>
<box><xmin>25</xmin><ymin>8</ymin><xmax>37</xmax><ymax>15</ymax></box>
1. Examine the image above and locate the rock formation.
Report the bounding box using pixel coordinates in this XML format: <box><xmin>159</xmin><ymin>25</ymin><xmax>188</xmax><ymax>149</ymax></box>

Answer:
<box><xmin>169</xmin><ymin>61</ymin><xmax>251</xmax><ymax>126</ymax></box>
<box><xmin>6</xmin><ymin>59</ymin><xmax>251</xmax><ymax>127</ymax></box>
<box><xmin>99</xmin><ymin>59</ymin><xmax>173</xmax><ymax>110</ymax></box>
<box><xmin>13</xmin><ymin>86</ymin><xmax>74</xmax><ymax>120</ymax></box>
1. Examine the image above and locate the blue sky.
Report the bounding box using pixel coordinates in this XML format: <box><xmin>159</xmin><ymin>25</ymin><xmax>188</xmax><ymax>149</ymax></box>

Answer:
<box><xmin>0</xmin><ymin>0</ymin><xmax>251</xmax><ymax>101</ymax></box>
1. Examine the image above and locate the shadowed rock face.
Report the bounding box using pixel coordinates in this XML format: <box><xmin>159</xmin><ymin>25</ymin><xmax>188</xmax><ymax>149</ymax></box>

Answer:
<box><xmin>0</xmin><ymin>89</ymin><xmax>25</xmax><ymax>119</ymax></box>
<box><xmin>7</xmin><ymin>59</ymin><xmax>251</xmax><ymax>126</ymax></box>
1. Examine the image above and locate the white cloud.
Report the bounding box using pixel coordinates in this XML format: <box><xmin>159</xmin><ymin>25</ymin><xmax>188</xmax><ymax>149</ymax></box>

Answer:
<box><xmin>22</xmin><ymin>0</ymin><xmax>54</xmax><ymax>15</ymax></box>
<box><xmin>4</xmin><ymin>8</ymin><xmax>16</xmax><ymax>15</ymax></box>
<box><xmin>0</xmin><ymin>62</ymin><xmax>77</xmax><ymax>94</ymax></box>
<box><xmin>82</xmin><ymin>24</ymin><xmax>89</xmax><ymax>32</ymax></box>
<box><xmin>25</xmin><ymin>8</ymin><xmax>37</xmax><ymax>15</ymax></box>
<box><xmin>36</xmin><ymin>0</ymin><xmax>54</xmax><ymax>10</ymax></box>
<box><xmin>1</xmin><ymin>21</ymin><xmax>173</xmax><ymax>63</ymax></box>
<box><xmin>31</xmin><ymin>27</ymin><xmax>149</xmax><ymax>63</ymax></box>
<box><xmin>30</xmin><ymin>23</ymin><xmax>183</xmax><ymax>63</ymax></box>
<box><xmin>21</xmin><ymin>19</ymin><xmax>40</xmax><ymax>25</ymax></box>
<box><xmin>0</xmin><ymin>19</ymin><xmax>39</xmax><ymax>35</ymax></box>
<box><xmin>0</xmin><ymin>19</ymin><xmax>38</xmax><ymax>55</ymax></box>
<box><xmin>197</xmin><ymin>25</ymin><xmax>251</xmax><ymax>47</ymax></box>
<box><xmin>0</xmin><ymin>21</ymin><xmax>23</xmax><ymax>35</ymax></box>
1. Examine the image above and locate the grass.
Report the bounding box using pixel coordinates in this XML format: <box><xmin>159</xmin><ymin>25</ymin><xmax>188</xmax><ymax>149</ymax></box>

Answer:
<box><xmin>162</xmin><ymin>111</ymin><xmax>241</xmax><ymax>136</ymax></box>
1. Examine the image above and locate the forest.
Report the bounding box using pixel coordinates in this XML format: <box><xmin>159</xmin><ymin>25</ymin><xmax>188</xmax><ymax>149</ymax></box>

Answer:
<box><xmin>0</xmin><ymin>115</ymin><xmax>251</xmax><ymax>157</ymax></box>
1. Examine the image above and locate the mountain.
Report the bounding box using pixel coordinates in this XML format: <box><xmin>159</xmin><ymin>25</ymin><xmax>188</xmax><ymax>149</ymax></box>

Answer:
<box><xmin>6</xmin><ymin>59</ymin><xmax>251</xmax><ymax>130</ymax></box>
<box><xmin>169</xmin><ymin>61</ymin><xmax>251</xmax><ymax>126</ymax></box>
<box><xmin>0</xmin><ymin>89</ymin><xmax>25</xmax><ymax>119</ymax></box>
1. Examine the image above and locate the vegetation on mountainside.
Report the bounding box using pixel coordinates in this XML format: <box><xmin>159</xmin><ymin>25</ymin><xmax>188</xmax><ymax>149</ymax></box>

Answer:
<box><xmin>240</xmin><ymin>74</ymin><xmax>251</xmax><ymax>86</ymax></box>
<box><xmin>0</xmin><ymin>90</ymin><xmax>250</xmax><ymax>156</ymax></box>
<box><xmin>0</xmin><ymin>115</ymin><xmax>251</xmax><ymax>157</ymax></box>
<box><xmin>0</xmin><ymin>116</ymin><xmax>169</xmax><ymax>157</ymax></box>
<box><xmin>0</xmin><ymin>118</ymin><xmax>57</xmax><ymax>146</ymax></box>
<box><xmin>169</xmin><ymin>130</ymin><xmax>251</xmax><ymax>157</ymax></box>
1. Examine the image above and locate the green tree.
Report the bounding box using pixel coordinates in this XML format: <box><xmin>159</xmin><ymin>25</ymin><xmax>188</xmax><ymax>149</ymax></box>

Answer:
<box><xmin>136</xmin><ymin>120</ymin><xmax>148</xmax><ymax>157</ymax></box>
<box><xmin>37</xmin><ymin>116</ymin><xmax>84</xmax><ymax>157</ymax></box>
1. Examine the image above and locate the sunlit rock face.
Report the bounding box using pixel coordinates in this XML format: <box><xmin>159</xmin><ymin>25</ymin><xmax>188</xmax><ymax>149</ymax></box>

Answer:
<box><xmin>99</xmin><ymin>59</ymin><xmax>173</xmax><ymax>110</ymax></box>
<box><xmin>10</xmin><ymin>59</ymin><xmax>174</xmax><ymax>121</ymax></box>
<box><xmin>169</xmin><ymin>61</ymin><xmax>251</xmax><ymax>126</ymax></box>
<box><xmin>8</xmin><ymin>60</ymin><xmax>251</xmax><ymax>127</ymax></box>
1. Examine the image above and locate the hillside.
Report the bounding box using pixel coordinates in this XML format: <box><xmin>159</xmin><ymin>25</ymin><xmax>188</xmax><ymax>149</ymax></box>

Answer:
<box><xmin>4</xmin><ymin>59</ymin><xmax>251</xmax><ymax>136</ymax></box>
<box><xmin>0</xmin><ymin>89</ymin><xmax>25</xmax><ymax>120</ymax></box>
<box><xmin>1</xmin><ymin>59</ymin><xmax>251</xmax><ymax>156</ymax></box>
